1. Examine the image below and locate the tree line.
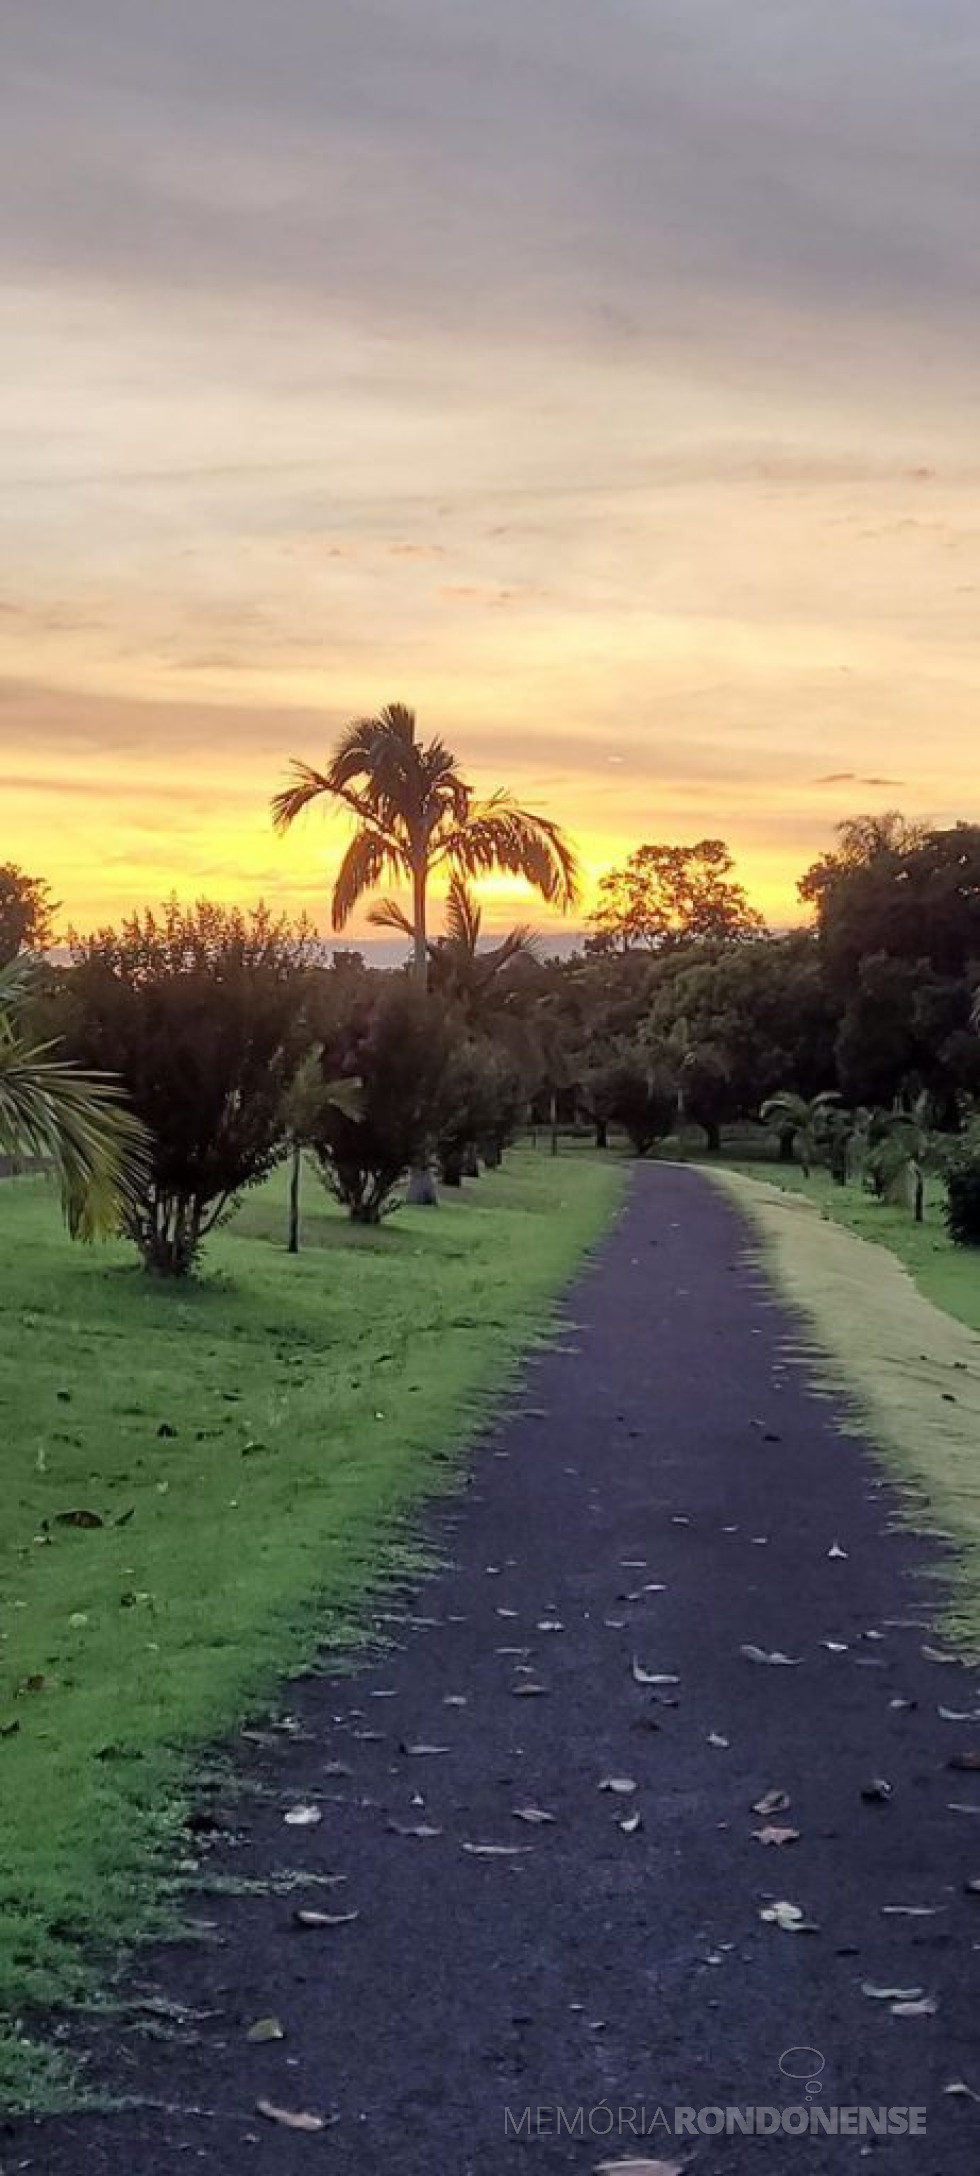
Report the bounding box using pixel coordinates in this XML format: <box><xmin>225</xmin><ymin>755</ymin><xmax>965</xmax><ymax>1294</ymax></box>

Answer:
<box><xmin>3</xmin><ymin>713</ymin><xmax>980</xmax><ymax>1272</ymax></box>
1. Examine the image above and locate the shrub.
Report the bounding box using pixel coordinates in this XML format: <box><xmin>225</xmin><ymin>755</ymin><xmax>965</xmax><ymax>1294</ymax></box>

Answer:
<box><xmin>436</xmin><ymin>1041</ymin><xmax>525</xmax><ymax>1183</ymax></box>
<box><xmin>309</xmin><ymin>980</ymin><xmax>454</xmax><ymax>1222</ymax></box>
<box><xmin>589</xmin><ymin>1047</ymin><xmax>678</xmax><ymax>1157</ymax></box>
<box><xmin>65</xmin><ymin>899</ymin><xmax>315</xmax><ymax>1274</ymax></box>
<box><xmin>943</xmin><ymin>1132</ymin><xmax>980</xmax><ymax>1246</ymax></box>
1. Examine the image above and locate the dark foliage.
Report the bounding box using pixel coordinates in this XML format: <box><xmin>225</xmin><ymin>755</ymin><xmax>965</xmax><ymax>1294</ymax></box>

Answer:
<box><xmin>309</xmin><ymin>979</ymin><xmax>454</xmax><ymax>1222</ymax></box>
<box><xmin>0</xmin><ymin>864</ymin><xmax>59</xmax><ymax>964</ymax></box>
<box><xmin>64</xmin><ymin>899</ymin><xmax>315</xmax><ymax>1273</ymax></box>
<box><xmin>943</xmin><ymin>1134</ymin><xmax>980</xmax><ymax>1247</ymax></box>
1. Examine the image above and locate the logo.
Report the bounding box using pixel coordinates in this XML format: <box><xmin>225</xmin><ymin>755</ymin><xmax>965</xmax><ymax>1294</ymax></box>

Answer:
<box><xmin>779</xmin><ymin>2048</ymin><xmax>826</xmax><ymax>2099</ymax></box>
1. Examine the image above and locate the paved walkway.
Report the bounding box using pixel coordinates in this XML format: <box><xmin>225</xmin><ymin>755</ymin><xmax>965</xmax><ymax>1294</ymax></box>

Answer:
<box><xmin>8</xmin><ymin>1167</ymin><xmax>979</xmax><ymax>2172</ymax></box>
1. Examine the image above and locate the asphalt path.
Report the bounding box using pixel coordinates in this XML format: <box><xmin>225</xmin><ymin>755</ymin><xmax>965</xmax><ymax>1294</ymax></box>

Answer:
<box><xmin>6</xmin><ymin>1165</ymin><xmax>979</xmax><ymax>2174</ymax></box>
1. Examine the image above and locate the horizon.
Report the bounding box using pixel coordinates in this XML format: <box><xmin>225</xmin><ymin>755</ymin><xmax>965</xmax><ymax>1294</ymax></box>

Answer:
<box><xmin>3</xmin><ymin>3</ymin><xmax>979</xmax><ymax>934</ymax></box>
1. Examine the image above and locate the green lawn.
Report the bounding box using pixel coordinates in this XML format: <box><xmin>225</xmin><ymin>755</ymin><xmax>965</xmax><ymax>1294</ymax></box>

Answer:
<box><xmin>0</xmin><ymin>1149</ymin><xmax>621</xmax><ymax>2110</ymax></box>
<box><xmin>722</xmin><ymin>1157</ymin><xmax>980</xmax><ymax>1335</ymax></box>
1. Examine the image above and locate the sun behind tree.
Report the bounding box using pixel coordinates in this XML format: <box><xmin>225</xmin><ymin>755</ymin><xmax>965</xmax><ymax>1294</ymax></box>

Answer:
<box><xmin>271</xmin><ymin>701</ymin><xmax>579</xmax><ymax>979</ymax></box>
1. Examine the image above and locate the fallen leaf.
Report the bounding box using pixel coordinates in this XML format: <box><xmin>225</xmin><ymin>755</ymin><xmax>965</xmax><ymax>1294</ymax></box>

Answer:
<box><xmin>256</xmin><ymin>2100</ymin><xmax>329</xmax><ymax>2133</ymax></box>
<box><xmin>922</xmin><ymin>1645</ymin><xmax>959</xmax><ymax>1664</ymax></box>
<box><xmin>828</xmin><ymin>1542</ymin><xmax>848</xmax><ymax>1559</ymax></box>
<box><xmin>760</xmin><ymin>1900</ymin><xmax>818</xmax><ymax>1932</ymax></box>
<box><xmin>752</xmin><ymin>1789</ymin><xmax>791</xmax><ymax>1817</ymax></box>
<box><xmin>400</xmin><ymin>1742</ymin><xmax>450</xmax><ymax>1755</ymax></box>
<box><xmin>598</xmin><ymin>1776</ymin><xmax>637</xmax><ymax>1795</ymax></box>
<box><xmin>860</xmin><ymin>1778</ymin><xmax>893</xmax><ymax>1802</ymax></box>
<box><xmin>741</xmin><ymin>1644</ymin><xmax>801</xmax><ymax>1666</ymax></box>
<box><xmin>821</xmin><ymin>1640</ymin><xmax>849</xmax><ymax>1654</ymax></box>
<box><xmin>939</xmin><ymin>1707</ymin><xmax>980</xmax><ymax>1723</ymax></box>
<box><xmin>513</xmin><ymin>1806</ymin><xmax>556</xmax><ymax>1825</ymax></box>
<box><xmin>537</xmin><ymin>1619</ymin><xmax>563</xmax><ymax>1632</ymax></box>
<box><xmin>707</xmin><ymin>1732</ymin><xmax>730</xmax><ymax>1749</ymax></box>
<box><xmin>618</xmin><ymin>1810</ymin><xmax>642</xmax><ymax>1834</ymax></box>
<box><xmin>631</xmin><ymin>1660</ymin><xmax>679</xmax><ymax>1686</ymax></box>
<box><xmin>753</xmin><ymin>1825</ymin><xmax>800</xmax><ymax>1846</ymax></box>
<box><xmin>881</xmin><ymin>1904</ymin><xmax>942</xmax><ymax>1917</ymax></box>
<box><xmin>965</xmin><ymin>1877</ymin><xmax>980</xmax><ymax>1894</ymax></box>
<box><xmin>54</xmin><ymin>1509</ymin><xmax>104</xmax><ymax>1530</ymax></box>
<box><xmin>283</xmin><ymin>1804</ymin><xmax>321</xmax><ymax>1827</ymax></box>
<box><xmin>891</xmin><ymin>1997</ymin><xmax>938</xmax><ymax>2018</ymax></box>
<box><xmin>511</xmin><ymin>1683</ymin><xmax>548</xmax><ymax>1698</ymax></box>
<box><xmin>293</xmin><ymin>1909</ymin><xmax>359</xmax><ymax>1928</ymax></box>
<box><xmin>462</xmin><ymin>1842</ymin><xmax>531</xmax><ymax>1857</ymax></box>
<box><xmin>862</xmin><ymin>1982</ymin><xmax>924</xmax><ymax>2002</ymax></box>
<box><xmin>595</xmin><ymin>2161</ymin><xmax>685</xmax><ymax>2175</ymax></box>
<box><xmin>247</xmin><ymin>2016</ymin><xmax>285</xmax><ymax>2043</ymax></box>
<box><xmin>945</xmin><ymin>2080</ymin><xmax>980</xmax><ymax>2102</ymax></box>
<box><xmin>948</xmin><ymin>1750</ymin><xmax>980</xmax><ymax>1772</ymax></box>
<box><xmin>386</xmin><ymin>1819</ymin><xmax>442</xmax><ymax>1838</ymax></box>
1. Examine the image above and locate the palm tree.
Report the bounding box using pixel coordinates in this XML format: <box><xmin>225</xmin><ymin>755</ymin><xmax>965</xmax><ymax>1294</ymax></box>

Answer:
<box><xmin>273</xmin><ymin>703</ymin><xmax>578</xmax><ymax>1200</ymax></box>
<box><xmin>760</xmin><ymin>1089</ymin><xmax>842</xmax><ymax>1176</ymax></box>
<box><xmin>0</xmin><ymin>958</ymin><xmax>147</xmax><ymax>1239</ymax></box>
<box><xmin>372</xmin><ymin>874</ymin><xmax>540</xmax><ymax>1018</ymax></box>
<box><xmin>272</xmin><ymin>703</ymin><xmax>578</xmax><ymax>983</ymax></box>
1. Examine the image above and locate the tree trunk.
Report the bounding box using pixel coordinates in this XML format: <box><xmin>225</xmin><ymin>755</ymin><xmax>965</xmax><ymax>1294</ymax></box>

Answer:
<box><xmin>463</xmin><ymin>1142</ymin><xmax>480</xmax><ymax>1178</ymax></box>
<box><xmin>778</xmin><ymin>1126</ymin><xmax>796</xmax><ymax>1164</ymax></box>
<box><xmin>406</xmin><ymin>853</ymin><xmax>439</xmax><ymax>1205</ymax></box>
<box><xmin>288</xmin><ymin>1138</ymin><xmax>301</xmax><ymax>1253</ymax></box>
<box><xmin>912</xmin><ymin>1160</ymin><xmax>924</xmax><ymax>1223</ymax></box>
<box><xmin>549</xmin><ymin>1089</ymin><xmax>559</xmax><ymax>1157</ymax></box>
<box><xmin>595</xmin><ymin>1117</ymin><xmax>608</xmax><ymax>1150</ymax></box>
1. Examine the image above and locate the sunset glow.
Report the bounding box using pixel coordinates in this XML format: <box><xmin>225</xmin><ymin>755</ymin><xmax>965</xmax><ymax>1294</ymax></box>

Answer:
<box><xmin>3</xmin><ymin>2</ymin><xmax>979</xmax><ymax>940</ymax></box>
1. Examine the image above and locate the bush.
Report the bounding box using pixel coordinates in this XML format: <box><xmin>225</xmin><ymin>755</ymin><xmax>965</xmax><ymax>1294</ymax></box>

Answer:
<box><xmin>64</xmin><ymin>899</ymin><xmax>315</xmax><ymax>1274</ymax></box>
<box><xmin>589</xmin><ymin>1047</ymin><xmax>678</xmax><ymax>1157</ymax></box>
<box><xmin>309</xmin><ymin>980</ymin><xmax>454</xmax><ymax>1222</ymax></box>
<box><xmin>436</xmin><ymin>1042</ymin><xmax>525</xmax><ymax>1183</ymax></box>
<box><xmin>943</xmin><ymin>1132</ymin><xmax>980</xmax><ymax>1246</ymax></box>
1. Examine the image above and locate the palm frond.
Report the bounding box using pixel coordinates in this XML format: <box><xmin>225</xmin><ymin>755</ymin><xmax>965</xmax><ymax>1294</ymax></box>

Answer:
<box><xmin>439</xmin><ymin>794</ymin><xmax>579</xmax><ymax>909</ymax></box>
<box><xmin>367</xmin><ymin>896</ymin><xmax>415</xmax><ymax>939</ymax></box>
<box><xmin>444</xmin><ymin>875</ymin><xmax>481</xmax><ymax>955</ymax></box>
<box><xmin>271</xmin><ymin>761</ymin><xmax>334</xmax><ymax>833</ymax></box>
<box><xmin>0</xmin><ymin>1032</ymin><xmax>149</xmax><ymax>1240</ymax></box>
<box><xmin>332</xmin><ymin>831</ymin><xmax>408</xmax><ymax>930</ymax></box>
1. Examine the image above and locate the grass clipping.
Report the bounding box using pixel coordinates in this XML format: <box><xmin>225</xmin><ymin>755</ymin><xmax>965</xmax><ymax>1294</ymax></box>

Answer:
<box><xmin>711</xmin><ymin>1169</ymin><xmax>980</xmax><ymax>1652</ymax></box>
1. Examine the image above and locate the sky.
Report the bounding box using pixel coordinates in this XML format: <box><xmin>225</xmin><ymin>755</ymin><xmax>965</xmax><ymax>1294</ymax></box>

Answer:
<box><xmin>2</xmin><ymin>0</ymin><xmax>979</xmax><ymax>942</ymax></box>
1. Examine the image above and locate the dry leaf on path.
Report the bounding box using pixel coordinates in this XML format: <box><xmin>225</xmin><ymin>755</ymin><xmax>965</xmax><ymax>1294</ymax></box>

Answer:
<box><xmin>948</xmin><ymin>1750</ymin><xmax>980</xmax><ymax>1772</ymax></box>
<box><xmin>247</xmin><ymin>2017</ymin><xmax>284</xmax><ymax>2042</ymax></box>
<box><xmin>752</xmin><ymin>1790</ymin><xmax>790</xmax><ymax>1817</ymax></box>
<box><xmin>707</xmin><ymin>1732</ymin><xmax>730</xmax><ymax>1749</ymax></box>
<box><xmin>462</xmin><ymin>1841</ymin><xmax>531</xmax><ymax>1857</ymax></box>
<box><xmin>753</xmin><ymin>1825</ymin><xmax>799</xmax><ymax>1846</ymax></box>
<box><xmin>595</xmin><ymin>2161</ymin><xmax>685</xmax><ymax>2175</ymax></box>
<box><xmin>513</xmin><ymin>1806</ymin><xmax>556</xmax><ymax>1825</ymax></box>
<box><xmin>862</xmin><ymin>1983</ymin><xmax>923</xmax><ymax>2002</ymax></box>
<box><xmin>386</xmin><ymin>1820</ymin><xmax>441</xmax><ymax>1839</ymax></box>
<box><xmin>599</xmin><ymin>1776</ymin><xmax>637</xmax><ymax>1795</ymax></box>
<box><xmin>283</xmin><ymin>1804</ymin><xmax>321</xmax><ymax>1827</ymax></box>
<box><xmin>828</xmin><ymin>1542</ymin><xmax>848</xmax><ymax>1559</ymax></box>
<box><xmin>891</xmin><ymin>1997</ymin><xmax>938</xmax><ymax>2018</ymax></box>
<box><xmin>293</xmin><ymin>1909</ymin><xmax>359</xmax><ymax>1928</ymax></box>
<box><xmin>945</xmin><ymin>2081</ymin><xmax>980</xmax><ymax>2102</ymax></box>
<box><xmin>618</xmin><ymin>1810</ymin><xmax>642</xmax><ymax>1834</ymax></box>
<box><xmin>741</xmin><ymin>1644</ymin><xmax>802</xmax><ymax>1666</ymax></box>
<box><xmin>631</xmin><ymin>1660</ymin><xmax>679</xmax><ymax>1686</ymax></box>
<box><xmin>400</xmin><ymin>1743</ymin><xmax>450</xmax><ymax>1756</ymax></box>
<box><xmin>860</xmin><ymin>1778</ymin><xmax>893</xmax><ymax>1802</ymax></box>
<box><xmin>881</xmin><ymin>1905</ymin><xmax>942</xmax><ymax>1918</ymax></box>
<box><xmin>922</xmin><ymin>1645</ymin><xmax>959</xmax><ymax>1664</ymax></box>
<box><xmin>256</xmin><ymin>2101</ymin><xmax>330</xmax><ymax>2132</ymax></box>
<box><xmin>760</xmin><ymin>1900</ymin><xmax>818</xmax><ymax>1932</ymax></box>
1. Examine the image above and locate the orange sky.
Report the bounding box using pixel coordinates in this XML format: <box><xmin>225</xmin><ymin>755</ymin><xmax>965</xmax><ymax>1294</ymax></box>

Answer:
<box><xmin>3</xmin><ymin>2</ymin><xmax>979</xmax><ymax>944</ymax></box>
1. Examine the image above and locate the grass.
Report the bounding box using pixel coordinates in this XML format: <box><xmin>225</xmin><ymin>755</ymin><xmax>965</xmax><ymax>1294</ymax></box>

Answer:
<box><xmin>0</xmin><ymin>1147</ymin><xmax>622</xmax><ymax>2110</ymax></box>
<box><xmin>709</xmin><ymin>1164</ymin><xmax>980</xmax><ymax>1657</ymax></box>
<box><xmin>721</xmin><ymin>1156</ymin><xmax>980</xmax><ymax>1335</ymax></box>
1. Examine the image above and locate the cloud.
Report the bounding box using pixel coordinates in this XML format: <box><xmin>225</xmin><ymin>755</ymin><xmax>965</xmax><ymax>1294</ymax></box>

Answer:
<box><xmin>813</xmin><ymin>772</ymin><xmax>907</xmax><ymax>787</ymax></box>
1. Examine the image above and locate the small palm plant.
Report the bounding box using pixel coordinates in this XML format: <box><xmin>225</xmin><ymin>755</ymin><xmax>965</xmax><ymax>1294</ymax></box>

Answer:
<box><xmin>0</xmin><ymin>958</ymin><xmax>147</xmax><ymax>1238</ymax></box>
<box><xmin>760</xmin><ymin>1089</ymin><xmax>843</xmax><ymax>1176</ymax></box>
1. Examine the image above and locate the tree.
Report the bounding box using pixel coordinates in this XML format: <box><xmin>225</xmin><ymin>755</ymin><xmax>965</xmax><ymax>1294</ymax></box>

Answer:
<box><xmin>0</xmin><ymin>956</ymin><xmax>146</xmax><ymax>1237</ymax></box>
<box><xmin>834</xmin><ymin>953</ymin><xmax>968</xmax><ymax>1113</ymax></box>
<box><xmin>802</xmin><ymin>817</ymin><xmax>980</xmax><ymax>986</ymax></box>
<box><xmin>587</xmin><ymin>1045</ymin><xmax>678</xmax><ymax>1157</ymax></box>
<box><xmin>65</xmin><ymin>900</ymin><xmax>315</xmax><ymax>1274</ymax></box>
<box><xmin>272</xmin><ymin>703</ymin><xmax>577</xmax><ymax>1199</ymax></box>
<box><xmin>644</xmin><ymin>935</ymin><xmax>839</xmax><ymax>1116</ymax></box>
<box><xmin>308</xmin><ymin>979</ymin><xmax>455</xmax><ymax>1223</ymax></box>
<box><xmin>677</xmin><ymin>1043</ymin><xmax>733</xmax><ymax>1153</ymax></box>
<box><xmin>587</xmin><ymin>839</ymin><xmax>764</xmax><ymax>955</ymax></box>
<box><xmin>0</xmin><ymin>864</ymin><xmax>59</xmax><ymax>963</ymax></box>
